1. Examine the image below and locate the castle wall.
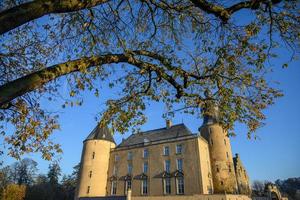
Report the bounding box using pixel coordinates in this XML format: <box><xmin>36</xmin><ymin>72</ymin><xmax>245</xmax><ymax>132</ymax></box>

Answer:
<box><xmin>76</xmin><ymin>140</ymin><xmax>115</xmax><ymax>198</ymax></box>
<box><xmin>201</xmin><ymin>124</ymin><xmax>238</xmax><ymax>194</ymax></box>
<box><xmin>197</xmin><ymin>137</ymin><xmax>214</xmax><ymax>194</ymax></box>
<box><xmin>234</xmin><ymin>154</ymin><xmax>251</xmax><ymax>195</ymax></box>
<box><xmin>107</xmin><ymin>136</ymin><xmax>210</xmax><ymax>196</ymax></box>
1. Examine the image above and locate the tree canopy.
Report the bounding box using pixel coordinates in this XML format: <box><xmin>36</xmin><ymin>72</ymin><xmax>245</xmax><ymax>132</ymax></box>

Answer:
<box><xmin>0</xmin><ymin>0</ymin><xmax>299</xmax><ymax>160</ymax></box>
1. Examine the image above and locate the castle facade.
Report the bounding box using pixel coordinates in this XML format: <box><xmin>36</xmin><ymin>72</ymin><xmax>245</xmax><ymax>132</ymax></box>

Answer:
<box><xmin>76</xmin><ymin>115</ymin><xmax>251</xmax><ymax>200</ymax></box>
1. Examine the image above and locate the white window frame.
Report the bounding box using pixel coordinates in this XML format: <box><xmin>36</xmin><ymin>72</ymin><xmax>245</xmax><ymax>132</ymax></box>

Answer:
<box><xmin>163</xmin><ymin>146</ymin><xmax>169</xmax><ymax>156</ymax></box>
<box><xmin>143</xmin><ymin>162</ymin><xmax>148</xmax><ymax>173</ymax></box>
<box><xmin>176</xmin><ymin>177</ymin><xmax>184</xmax><ymax>194</ymax></box>
<box><xmin>128</xmin><ymin>163</ymin><xmax>133</xmax><ymax>174</ymax></box>
<box><xmin>143</xmin><ymin>149</ymin><xmax>149</xmax><ymax>158</ymax></box>
<box><xmin>141</xmin><ymin>179</ymin><xmax>148</xmax><ymax>195</ymax></box>
<box><xmin>111</xmin><ymin>181</ymin><xmax>117</xmax><ymax>195</ymax></box>
<box><xmin>164</xmin><ymin>160</ymin><xmax>170</xmax><ymax>173</ymax></box>
<box><xmin>177</xmin><ymin>159</ymin><xmax>183</xmax><ymax>171</ymax></box>
<box><xmin>163</xmin><ymin>178</ymin><xmax>171</xmax><ymax>194</ymax></box>
<box><xmin>176</xmin><ymin>144</ymin><xmax>183</xmax><ymax>154</ymax></box>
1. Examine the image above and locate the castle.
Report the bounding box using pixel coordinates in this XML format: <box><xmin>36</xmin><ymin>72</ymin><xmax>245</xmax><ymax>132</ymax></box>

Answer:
<box><xmin>75</xmin><ymin>110</ymin><xmax>251</xmax><ymax>200</ymax></box>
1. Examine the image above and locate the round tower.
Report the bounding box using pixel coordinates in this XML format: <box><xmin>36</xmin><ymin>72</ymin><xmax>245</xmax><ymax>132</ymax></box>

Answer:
<box><xmin>200</xmin><ymin>106</ymin><xmax>238</xmax><ymax>194</ymax></box>
<box><xmin>76</xmin><ymin>124</ymin><xmax>115</xmax><ymax>199</ymax></box>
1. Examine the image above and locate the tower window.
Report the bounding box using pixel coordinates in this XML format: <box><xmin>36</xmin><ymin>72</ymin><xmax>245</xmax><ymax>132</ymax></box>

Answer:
<box><xmin>163</xmin><ymin>178</ymin><xmax>171</xmax><ymax>194</ymax></box>
<box><xmin>142</xmin><ymin>179</ymin><xmax>148</xmax><ymax>195</ymax></box>
<box><xmin>224</xmin><ymin>139</ymin><xmax>226</xmax><ymax>145</ymax></box>
<box><xmin>164</xmin><ymin>160</ymin><xmax>170</xmax><ymax>173</ymax></box>
<box><xmin>229</xmin><ymin>165</ymin><xmax>232</xmax><ymax>172</ymax></box>
<box><xmin>176</xmin><ymin>177</ymin><xmax>184</xmax><ymax>194</ymax></box>
<box><xmin>216</xmin><ymin>166</ymin><xmax>220</xmax><ymax>173</ymax></box>
<box><xmin>226</xmin><ymin>152</ymin><xmax>229</xmax><ymax>159</ymax></box>
<box><xmin>89</xmin><ymin>170</ymin><xmax>92</xmax><ymax>178</ymax></box>
<box><xmin>163</xmin><ymin>146</ymin><xmax>170</xmax><ymax>156</ymax></box>
<box><xmin>143</xmin><ymin>149</ymin><xmax>149</xmax><ymax>158</ymax></box>
<box><xmin>176</xmin><ymin>144</ymin><xmax>183</xmax><ymax>154</ymax></box>
<box><xmin>210</xmin><ymin>139</ymin><xmax>213</xmax><ymax>146</ymax></box>
<box><xmin>92</xmin><ymin>152</ymin><xmax>95</xmax><ymax>159</ymax></box>
<box><xmin>221</xmin><ymin>181</ymin><xmax>224</xmax><ymax>185</ymax></box>
<box><xmin>87</xmin><ymin>186</ymin><xmax>90</xmax><ymax>194</ymax></box>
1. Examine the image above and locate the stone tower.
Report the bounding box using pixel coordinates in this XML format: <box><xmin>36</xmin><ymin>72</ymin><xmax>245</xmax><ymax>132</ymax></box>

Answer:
<box><xmin>200</xmin><ymin>105</ymin><xmax>238</xmax><ymax>194</ymax></box>
<box><xmin>76</xmin><ymin>124</ymin><xmax>115</xmax><ymax>199</ymax></box>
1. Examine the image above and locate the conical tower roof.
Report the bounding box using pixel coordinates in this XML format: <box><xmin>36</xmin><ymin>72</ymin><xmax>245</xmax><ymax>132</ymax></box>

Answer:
<box><xmin>84</xmin><ymin>124</ymin><xmax>115</xmax><ymax>143</ymax></box>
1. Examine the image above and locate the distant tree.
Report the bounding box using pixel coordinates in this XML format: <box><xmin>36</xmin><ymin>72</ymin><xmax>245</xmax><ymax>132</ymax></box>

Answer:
<box><xmin>10</xmin><ymin>158</ymin><xmax>37</xmax><ymax>186</ymax></box>
<box><xmin>0</xmin><ymin>0</ymin><xmax>299</xmax><ymax>160</ymax></box>
<box><xmin>47</xmin><ymin>163</ymin><xmax>61</xmax><ymax>186</ymax></box>
<box><xmin>252</xmin><ymin>180</ymin><xmax>265</xmax><ymax>195</ymax></box>
<box><xmin>275</xmin><ymin>177</ymin><xmax>300</xmax><ymax>200</ymax></box>
<box><xmin>1</xmin><ymin>184</ymin><xmax>26</xmax><ymax>200</ymax></box>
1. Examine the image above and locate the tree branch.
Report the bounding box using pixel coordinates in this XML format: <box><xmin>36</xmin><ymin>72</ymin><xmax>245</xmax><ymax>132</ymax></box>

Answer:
<box><xmin>189</xmin><ymin>0</ymin><xmax>283</xmax><ymax>22</ymax></box>
<box><xmin>0</xmin><ymin>0</ymin><xmax>109</xmax><ymax>35</ymax></box>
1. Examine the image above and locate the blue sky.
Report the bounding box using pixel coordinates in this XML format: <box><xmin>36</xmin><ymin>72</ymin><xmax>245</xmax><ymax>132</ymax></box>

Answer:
<box><xmin>3</xmin><ymin>52</ymin><xmax>299</xmax><ymax>182</ymax></box>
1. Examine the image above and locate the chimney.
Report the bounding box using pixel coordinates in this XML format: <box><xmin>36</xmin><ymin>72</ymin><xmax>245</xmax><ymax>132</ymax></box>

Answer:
<box><xmin>166</xmin><ymin>119</ymin><xmax>172</xmax><ymax>129</ymax></box>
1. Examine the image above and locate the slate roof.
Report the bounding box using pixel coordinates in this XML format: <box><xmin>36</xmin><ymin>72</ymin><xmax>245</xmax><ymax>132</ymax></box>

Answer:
<box><xmin>85</xmin><ymin>124</ymin><xmax>115</xmax><ymax>143</ymax></box>
<box><xmin>117</xmin><ymin>123</ymin><xmax>193</xmax><ymax>147</ymax></box>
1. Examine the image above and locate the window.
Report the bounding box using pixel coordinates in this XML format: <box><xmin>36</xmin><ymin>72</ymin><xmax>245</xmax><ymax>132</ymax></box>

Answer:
<box><xmin>177</xmin><ymin>159</ymin><xmax>183</xmax><ymax>171</ymax></box>
<box><xmin>113</xmin><ymin>166</ymin><xmax>118</xmax><ymax>175</ymax></box>
<box><xmin>143</xmin><ymin>162</ymin><xmax>148</xmax><ymax>173</ymax></box>
<box><xmin>143</xmin><ymin>149</ymin><xmax>149</xmax><ymax>158</ymax></box>
<box><xmin>128</xmin><ymin>152</ymin><xmax>133</xmax><ymax>160</ymax></box>
<box><xmin>87</xmin><ymin>186</ymin><xmax>90</xmax><ymax>194</ymax></box>
<box><xmin>163</xmin><ymin>178</ymin><xmax>171</xmax><ymax>194</ymax></box>
<box><xmin>176</xmin><ymin>177</ymin><xmax>184</xmax><ymax>194</ymax></box>
<box><xmin>128</xmin><ymin>163</ymin><xmax>133</xmax><ymax>174</ymax></box>
<box><xmin>221</xmin><ymin>181</ymin><xmax>224</xmax><ymax>185</ymax></box>
<box><xmin>176</xmin><ymin>144</ymin><xmax>182</xmax><ymax>154</ymax></box>
<box><xmin>226</xmin><ymin>152</ymin><xmax>229</xmax><ymax>159</ymax></box>
<box><xmin>210</xmin><ymin>139</ymin><xmax>213</xmax><ymax>146</ymax></box>
<box><xmin>92</xmin><ymin>152</ymin><xmax>95</xmax><ymax>159</ymax></box>
<box><xmin>229</xmin><ymin>165</ymin><xmax>231</xmax><ymax>172</ymax></box>
<box><xmin>142</xmin><ymin>179</ymin><xmax>148</xmax><ymax>195</ymax></box>
<box><xmin>111</xmin><ymin>181</ymin><xmax>117</xmax><ymax>195</ymax></box>
<box><xmin>125</xmin><ymin>180</ymin><xmax>132</xmax><ymax>194</ymax></box>
<box><xmin>89</xmin><ymin>170</ymin><xmax>92</xmax><ymax>178</ymax></box>
<box><xmin>224</xmin><ymin>139</ymin><xmax>227</xmax><ymax>145</ymax></box>
<box><xmin>115</xmin><ymin>155</ymin><xmax>120</xmax><ymax>162</ymax></box>
<box><xmin>163</xmin><ymin>146</ymin><xmax>170</xmax><ymax>156</ymax></box>
<box><xmin>216</xmin><ymin>165</ymin><xmax>220</xmax><ymax>173</ymax></box>
<box><xmin>164</xmin><ymin>160</ymin><xmax>170</xmax><ymax>173</ymax></box>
